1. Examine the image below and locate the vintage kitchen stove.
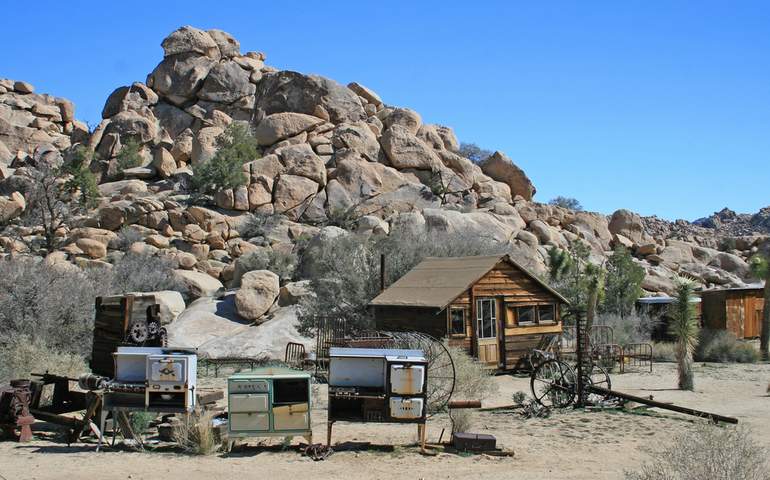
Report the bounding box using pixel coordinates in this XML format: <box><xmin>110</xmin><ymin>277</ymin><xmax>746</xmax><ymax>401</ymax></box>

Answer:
<box><xmin>327</xmin><ymin>347</ymin><xmax>428</xmax><ymax>448</ymax></box>
<box><xmin>227</xmin><ymin>367</ymin><xmax>312</xmax><ymax>445</ymax></box>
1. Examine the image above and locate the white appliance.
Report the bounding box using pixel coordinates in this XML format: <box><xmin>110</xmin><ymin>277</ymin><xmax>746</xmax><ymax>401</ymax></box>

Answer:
<box><xmin>389</xmin><ymin>397</ymin><xmax>424</xmax><ymax>419</ymax></box>
<box><xmin>146</xmin><ymin>352</ymin><xmax>197</xmax><ymax>410</ymax></box>
<box><xmin>390</xmin><ymin>364</ymin><xmax>425</xmax><ymax>395</ymax></box>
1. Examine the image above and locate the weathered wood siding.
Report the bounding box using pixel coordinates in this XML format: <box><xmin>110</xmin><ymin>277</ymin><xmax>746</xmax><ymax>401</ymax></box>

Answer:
<box><xmin>374</xmin><ymin>306</ymin><xmax>445</xmax><ymax>339</ymax></box>
<box><xmin>702</xmin><ymin>289</ymin><xmax>764</xmax><ymax>339</ymax></box>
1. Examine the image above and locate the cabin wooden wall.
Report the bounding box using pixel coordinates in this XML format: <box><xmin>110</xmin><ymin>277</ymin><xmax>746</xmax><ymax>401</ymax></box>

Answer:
<box><xmin>702</xmin><ymin>290</ymin><xmax>764</xmax><ymax>339</ymax></box>
<box><xmin>374</xmin><ymin>306</ymin><xmax>446</xmax><ymax>339</ymax></box>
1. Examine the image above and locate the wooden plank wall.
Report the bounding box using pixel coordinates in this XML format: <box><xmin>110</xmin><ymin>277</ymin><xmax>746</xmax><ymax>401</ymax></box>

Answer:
<box><xmin>375</xmin><ymin>306</ymin><xmax>446</xmax><ymax>339</ymax></box>
<box><xmin>91</xmin><ymin>296</ymin><xmax>132</xmax><ymax>377</ymax></box>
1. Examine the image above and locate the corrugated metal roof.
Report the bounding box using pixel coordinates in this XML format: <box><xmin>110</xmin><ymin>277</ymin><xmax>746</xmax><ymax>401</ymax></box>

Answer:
<box><xmin>368</xmin><ymin>254</ymin><xmax>569</xmax><ymax>309</ymax></box>
<box><xmin>699</xmin><ymin>282</ymin><xmax>765</xmax><ymax>295</ymax></box>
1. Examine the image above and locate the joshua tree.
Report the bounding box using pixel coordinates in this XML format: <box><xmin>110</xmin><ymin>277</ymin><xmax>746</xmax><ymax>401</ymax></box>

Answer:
<box><xmin>668</xmin><ymin>278</ymin><xmax>699</xmax><ymax>390</ymax></box>
<box><xmin>749</xmin><ymin>252</ymin><xmax>770</xmax><ymax>360</ymax></box>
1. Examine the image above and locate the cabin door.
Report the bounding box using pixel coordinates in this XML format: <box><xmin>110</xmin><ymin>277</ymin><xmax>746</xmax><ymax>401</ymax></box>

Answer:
<box><xmin>476</xmin><ymin>298</ymin><xmax>500</xmax><ymax>367</ymax></box>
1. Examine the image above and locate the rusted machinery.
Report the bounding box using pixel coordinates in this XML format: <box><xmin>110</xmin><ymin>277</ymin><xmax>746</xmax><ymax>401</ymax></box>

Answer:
<box><xmin>0</xmin><ymin>379</ymin><xmax>35</xmax><ymax>442</ymax></box>
<box><xmin>530</xmin><ymin>310</ymin><xmax>738</xmax><ymax>424</ymax></box>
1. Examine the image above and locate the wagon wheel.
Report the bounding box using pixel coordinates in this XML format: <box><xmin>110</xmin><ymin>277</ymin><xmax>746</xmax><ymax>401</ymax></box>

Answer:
<box><xmin>530</xmin><ymin>359</ymin><xmax>577</xmax><ymax>408</ymax></box>
<box><xmin>585</xmin><ymin>365</ymin><xmax>612</xmax><ymax>404</ymax></box>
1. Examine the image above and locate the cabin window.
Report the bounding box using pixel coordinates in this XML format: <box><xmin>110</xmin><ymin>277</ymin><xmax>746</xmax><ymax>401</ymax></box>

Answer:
<box><xmin>449</xmin><ymin>308</ymin><xmax>466</xmax><ymax>336</ymax></box>
<box><xmin>476</xmin><ymin>298</ymin><xmax>497</xmax><ymax>339</ymax></box>
<box><xmin>538</xmin><ymin>305</ymin><xmax>555</xmax><ymax>324</ymax></box>
<box><xmin>516</xmin><ymin>306</ymin><xmax>536</xmax><ymax>325</ymax></box>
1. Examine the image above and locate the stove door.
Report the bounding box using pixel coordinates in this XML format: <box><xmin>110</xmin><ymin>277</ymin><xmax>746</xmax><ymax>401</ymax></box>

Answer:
<box><xmin>390</xmin><ymin>364</ymin><xmax>425</xmax><ymax>395</ymax></box>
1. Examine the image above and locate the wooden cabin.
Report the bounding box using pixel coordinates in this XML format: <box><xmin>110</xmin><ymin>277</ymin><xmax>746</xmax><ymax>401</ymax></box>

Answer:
<box><xmin>700</xmin><ymin>285</ymin><xmax>765</xmax><ymax>339</ymax></box>
<box><xmin>369</xmin><ymin>254</ymin><xmax>569</xmax><ymax>371</ymax></box>
<box><xmin>636</xmin><ymin>296</ymin><xmax>702</xmax><ymax>341</ymax></box>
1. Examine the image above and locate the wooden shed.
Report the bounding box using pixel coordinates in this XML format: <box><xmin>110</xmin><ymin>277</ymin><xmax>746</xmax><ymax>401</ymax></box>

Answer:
<box><xmin>369</xmin><ymin>254</ymin><xmax>569</xmax><ymax>371</ymax></box>
<box><xmin>700</xmin><ymin>284</ymin><xmax>765</xmax><ymax>339</ymax></box>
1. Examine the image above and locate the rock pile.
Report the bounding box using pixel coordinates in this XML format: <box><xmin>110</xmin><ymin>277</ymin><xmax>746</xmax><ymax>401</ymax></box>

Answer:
<box><xmin>0</xmin><ymin>26</ymin><xmax>766</xmax><ymax>358</ymax></box>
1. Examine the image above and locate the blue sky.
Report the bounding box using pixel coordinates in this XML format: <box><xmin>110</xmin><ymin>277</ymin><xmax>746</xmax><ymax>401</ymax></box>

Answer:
<box><xmin>2</xmin><ymin>1</ymin><xmax>768</xmax><ymax>220</ymax></box>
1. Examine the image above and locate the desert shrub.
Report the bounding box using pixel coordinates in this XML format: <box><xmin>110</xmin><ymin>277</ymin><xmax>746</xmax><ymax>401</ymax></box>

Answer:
<box><xmin>62</xmin><ymin>145</ymin><xmax>99</xmax><ymax>208</ymax></box>
<box><xmin>236</xmin><ymin>248</ymin><xmax>298</xmax><ymax>283</ymax></box>
<box><xmin>114</xmin><ymin>226</ymin><xmax>145</xmax><ymax>250</ymax></box>
<box><xmin>237</xmin><ymin>212</ymin><xmax>285</xmax><ymax>241</ymax></box>
<box><xmin>192</xmin><ymin>123</ymin><xmax>259</xmax><ymax>195</ymax></box>
<box><xmin>625</xmin><ymin>423</ymin><xmax>769</xmax><ymax>480</ymax></box>
<box><xmin>116</xmin><ymin>137</ymin><xmax>144</xmax><ymax>171</ymax></box>
<box><xmin>0</xmin><ymin>256</ymin><xmax>110</xmax><ymax>357</ymax></box>
<box><xmin>548</xmin><ymin>196</ymin><xmax>583</xmax><ymax>211</ymax></box>
<box><xmin>457</xmin><ymin>142</ymin><xmax>493</xmax><ymax>164</ymax></box>
<box><xmin>449</xmin><ymin>345</ymin><xmax>498</xmax><ymax>402</ymax></box>
<box><xmin>110</xmin><ymin>252</ymin><xmax>180</xmax><ymax>294</ymax></box>
<box><xmin>173</xmin><ymin>410</ymin><xmax>219</xmax><ymax>455</ymax></box>
<box><xmin>695</xmin><ymin>329</ymin><xmax>759</xmax><ymax>363</ymax></box>
<box><xmin>450</xmin><ymin>409</ymin><xmax>473</xmax><ymax>434</ymax></box>
<box><xmin>0</xmin><ymin>337</ymin><xmax>88</xmax><ymax>383</ymax></box>
<box><xmin>129</xmin><ymin>411</ymin><xmax>157</xmax><ymax>436</ymax></box>
<box><xmin>651</xmin><ymin>342</ymin><xmax>677</xmax><ymax>362</ymax></box>
<box><xmin>595</xmin><ymin>311</ymin><xmax>659</xmax><ymax>347</ymax></box>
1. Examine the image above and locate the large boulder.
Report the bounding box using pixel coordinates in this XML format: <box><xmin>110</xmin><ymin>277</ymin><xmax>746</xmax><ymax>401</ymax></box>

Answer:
<box><xmin>102</xmin><ymin>110</ymin><xmax>158</xmax><ymax>145</ymax></box>
<box><xmin>272</xmin><ymin>174</ymin><xmax>319</xmax><ymax>220</ymax></box>
<box><xmin>254</xmin><ymin>112</ymin><xmax>325</xmax><ymax>146</ymax></box>
<box><xmin>207</xmin><ymin>29</ymin><xmax>240</xmax><ymax>58</ymax></box>
<box><xmin>234</xmin><ymin>270</ymin><xmax>280</xmax><ymax>321</ymax></box>
<box><xmin>380</xmin><ymin>125</ymin><xmax>441</xmax><ymax>170</ymax></box>
<box><xmin>332</xmin><ymin>121</ymin><xmax>381</xmax><ymax>162</ymax></box>
<box><xmin>0</xmin><ymin>191</ymin><xmax>25</xmax><ymax>222</ymax></box>
<box><xmin>197</xmin><ymin>61</ymin><xmax>255</xmax><ymax>104</ymax></box>
<box><xmin>147</xmin><ymin>53</ymin><xmax>216</xmax><ymax>105</ymax></box>
<box><xmin>278</xmin><ymin>280</ymin><xmax>314</xmax><ymax>306</ymax></box>
<box><xmin>277</xmin><ymin>143</ymin><xmax>326</xmax><ymax>185</ymax></box>
<box><xmin>174</xmin><ymin>269</ymin><xmax>224</xmax><ymax>298</ymax></box>
<box><xmin>102</xmin><ymin>82</ymin><xmax>158</xmax><ymax>119</ymax></box>
<box><xmin>161</xmin><ymin>26</ymin><xmax>220</xmax><ymax>59</ymax></box>
<box><xmin>383</xmin><ymin>108</ymin><xmax>422</xmax><ymax>135</ymax></box>
<box><xmin>479</xmin><ymin>151</ymin><xmax>535</xmax><ymax>201</ymax></box>
<box><xmin>75</xmin><ymin>238</ymin><xmax>107</xmax><ymax>259</ymax></box>
<box><xmin>708</xmin><ymin>252</ymin><xmax>751</xmax><ymax>278</ymax></box>
<box><xmin>255</xmin><ymin>71</ymin><xmax>366</xmax><ymax>124</ymax></box>
<box><xmin>166</xmin><ymin>294</ymin><xmax>248</xmax><ymax>348</ymax></box>
<box><xmin>608</xmin><ymin>209</ymin><xmax>649</xmax><ymax>244</ymax></box>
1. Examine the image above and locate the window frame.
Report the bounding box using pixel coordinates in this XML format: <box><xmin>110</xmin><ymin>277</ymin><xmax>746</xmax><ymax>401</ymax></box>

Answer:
<box><xmin>516</xmin><ymin>305</ymin><xmax>537</xmax><ymax>326</ymax></box>
<box><xmin>448</xmin><ymin>307</ymin><xmax>467</xmax><ymax>337</ymax></box>
<box><xmin>475</xmin><ymin>298</ymin><xmax>497</xmax><ymax>339</ymax></box>
<box><xmin>537</xmin><ymin>304</ymin><xmax>556</xmax><ymax>325</ymax></box>
<box><xmin>509</xmin><ymin>303</ymin><xmax>558</xmax><ymax>326</ymax></box>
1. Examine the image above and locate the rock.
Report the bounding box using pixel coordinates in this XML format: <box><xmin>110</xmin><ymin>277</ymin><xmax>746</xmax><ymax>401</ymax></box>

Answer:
<box><xmin>612</xmin><ymin>233</ymin><xmax>635</xmax><ymax>249</ymax></box>
<box><xmin>517</xmin><ymin>229</ymin><xmax>539</xmax><ymax>248</ymax></box>
<box><xmin>103</xmin><ymin>110</ymin><xmax>158</xmax><ymax>145</ymax></box>
<box><xmin>191</xmin><ymin>126</ymin><xmax>223</xmax><ymax>165</ymax></box>
<box><xmin>608</xmin><ymin>209</ymin><xmax>649</xmax><ymax>244</ymax></box>
<box><xmin>102</xmin><ymin>82</ymin><xmax>158</xmax><ymax>118</ymax></box>
<box><xmin>198</xmin><ymin>61</ymin><xmax>255</xmax><ymax>104</ymax></box>
<box><xmin>278</xmin><ymin>280</ymin><xmax>314</xmax><ymax>306</ymax></box>
<box><xmin>207</xmin><ymin>29</ymin><xmax>240</xmax><ymax>58</ymax></box>
<box><xmin>0</xmin><ymin>191</ymin><xmax>25</xmax><ymax>222</ymax></box>
<box><xmin>435</xmin><ymin>125</ymin><xmax>460</xmax><ymax>151</ymax></box>
<box><xmin>347</xmin><ymin>82</ymin><xmax>383</xmax><ymax>106</ymax></box>
<box><xmin>380</xmin><ymin>125</ymin><xmax>441</xmax><ymax>170</ymax></box>
<box><xmin>636</xmin><ymin>243</ymin><xmax>657</xmax><ymax>256</ymax></box>
<box><xmin>166</xmin><ymin>294</ymin><xmax>247</xmax><ymax>348</ymax></box>
<box><xmin>176</xmin><ymin>251</ymin><xmax>198</xmax><ymax>269</ymax></box>
<box><xmin>98</xmin><ymin>179</ymin><xmax>148</xmax><ymax>196</ymax></box>
<box><xmin>708</xmin><ymin>252</ymin><xmax>750</xmax><ymax>278</ymax></box>
<box><xmin>174</xmin><ymin>269</ymin><xmax>223</xmax><ymax>298</ymax></box>
<box><xmin>145</xmin><ymin>234</ymin><xmax>170</xmax><ymax>249</ymax></box>
<box><xmin>529</xmin><ymin>219</ymin><xmax>554</xmax><ymax>245</ymax></box>
<box><xmin>152</xmin><ymin>147</ymin><xmax>176</xmax><ymax>177</ymax></box>
<box><xmin>234</xmin><ymin>270</ymin><xmax>280</xmax><ymax>321</ymax></box>
<box><xmin>332</xmin><ymin>121</ymin><xmax>381</xmax><ymax>162</ymax></box>
<box><xmin>383</xmin><ymin>108</ymin><xmax>422</xmax><ymax>135</ymax></box>
<box><xmin>277</xmin><ymin>143</ymin><xmax>326</xmax><ymax>185</ymax></box>
<box><xmin>255</xmin><ymin>71</ymin><xmax>366</xmax><ymax>124</ymax></box>
<box><xmin>479</xmin><ymin>151</ymin><xmax>536</xmax><ymax>201</ymax></box>
<box><xmin>147</xmin><ymin>53</ymin><xmax>215</xmax><ymax>105</ymax></box>
<box><xmin>13</xmin><ymin>81</ymin><xmax>34</xmax><ymax>94</ymax></box>
<box><xmin>272</xmin><ymin>174</ymin><xmax>319</xmax><ymax>220</ymax></box>
<box><xmin>145</xmin><ymin>290</ymin><xmax>185</xmax><ymax>324</ymax></box>
<box><xmin>161</xmin><ymin>26</ymin><xmax>220</xmax><ymax>59</ymax></box>
<box><xmin>75</xmin><ymin>238</ymin><xmax>107</xmax><ymax>259</ymax></box>
<box><xmin>254</xmin><ymin>112</ymin><xmax>324</xmax><ymax>146</ymax></box>
<box><xmin>153</xmin><ymin>102</ymin><xmax>194</xmax><ymax>138</ymax></box>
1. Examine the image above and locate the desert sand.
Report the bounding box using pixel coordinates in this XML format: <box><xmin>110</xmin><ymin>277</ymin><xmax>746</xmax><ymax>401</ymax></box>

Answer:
<box><xmin>1</xmin><ymin>361</ymin><xmax>768</xmax><ymax>480</ymax></box>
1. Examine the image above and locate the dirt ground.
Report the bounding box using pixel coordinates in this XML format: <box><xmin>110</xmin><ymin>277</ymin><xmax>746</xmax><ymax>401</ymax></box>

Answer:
<box><xmin>1</xmin><ymin>361</ymin><xmax>769</xmax><ymax>480</ymax></box>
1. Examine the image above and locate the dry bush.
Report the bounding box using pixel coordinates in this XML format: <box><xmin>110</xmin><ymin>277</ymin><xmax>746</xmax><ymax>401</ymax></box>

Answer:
<box><xmin>625</xmin><ymin>423</ymin><xmax>769</xmax><ymax>480</ymax></box>
<box><xmin>0</xmin><ymin>338</ymin><xmax>88</xmax><ymax>383</ymax></box>
<box><xmin>651</xmin><ymin>342</ymin><xmax>677</xmax><ymax>362</ymax></box>
<box><xmin>695</xmin><ymin>329</ymin><xmax>759</xmax><ymax>363</ymax></box>
<box><xmin>110</xmin><ymin>252</ymin><xmax>180</xmax><ymax>294</ymax></box>
<box><xmin>173</xmin><ymin>410</ymin><xmax>219</xmax><ymax>455</ymax></box>
<box><xmin>448</xmin><ymin>345</ymin><xmax>498</xmax><ymax>402</ymax></box>
<box><xmin>595</xmin><ymin>311</ymin><xmax>659</xmax><ymax>346</ymax></box>
<box><xmin>450</xmin><ymin>409</ymin><xmax>473</xmax><ymax>434</ymax></box>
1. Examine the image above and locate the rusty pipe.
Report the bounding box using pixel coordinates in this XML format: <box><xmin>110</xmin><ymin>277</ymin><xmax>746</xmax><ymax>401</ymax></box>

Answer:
<box><xmin>448</xmin><ymin>400</ymin><xmax>482</xmax><ymax>409</ymax></box>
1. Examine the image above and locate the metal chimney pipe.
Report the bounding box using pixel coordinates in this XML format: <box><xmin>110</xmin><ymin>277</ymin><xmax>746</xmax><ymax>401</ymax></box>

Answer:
<box><xmin>380</xmin><ymin>254</ymin><xmax>386</xmax><ymax>292</ymax></box>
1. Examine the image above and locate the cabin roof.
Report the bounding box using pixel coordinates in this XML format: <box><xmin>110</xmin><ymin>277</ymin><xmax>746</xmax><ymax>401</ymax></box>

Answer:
<box><xmin>699</xmin><ymin>282</ymin><xmax>765</xmax><ymax>296</ymax></box>
<box><xmin>369</xmin><ymin>254</ymin><xmax>569</xmax><ymax>309</ymax></box>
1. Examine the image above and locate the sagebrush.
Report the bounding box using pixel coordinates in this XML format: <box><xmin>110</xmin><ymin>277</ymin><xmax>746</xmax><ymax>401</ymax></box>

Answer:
<box><xmin>625</xmin><ymin>423</ymin><xmax>769</xmax><ymax>480</ymax></box>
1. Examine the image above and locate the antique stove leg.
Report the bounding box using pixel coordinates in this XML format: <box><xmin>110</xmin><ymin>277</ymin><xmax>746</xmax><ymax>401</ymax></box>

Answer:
<box><xmin>417</xmin><ymin>424</ymin><xmax>426</xmax><ymax>452</ymax></box>
<box><xmin>326</xmin><ymin>421</ymin><xmax>333</xmax><ymax>447</ymax></box>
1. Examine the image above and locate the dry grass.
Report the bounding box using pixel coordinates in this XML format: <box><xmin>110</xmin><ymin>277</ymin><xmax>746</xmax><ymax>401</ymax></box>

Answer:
<box><xmin>625</xmin><ymin>423</ymin><xmax>769</xmax><ymax>480</ymax></box>
<box><xmin>0</xmin><ymin>338</ymin><xmax>88</xmax><ymax>383</ymax></box>
<box><xmin>173</xmin><ymin>410</ymin><xmax>219</xmax><ymax>455</ymax></box>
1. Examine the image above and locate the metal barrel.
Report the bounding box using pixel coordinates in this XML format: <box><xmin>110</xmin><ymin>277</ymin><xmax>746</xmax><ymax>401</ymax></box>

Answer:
<box><xmin>78</xmin><ymin>373</ymin><xmax>107</xmax><ymax>391</ymax></box>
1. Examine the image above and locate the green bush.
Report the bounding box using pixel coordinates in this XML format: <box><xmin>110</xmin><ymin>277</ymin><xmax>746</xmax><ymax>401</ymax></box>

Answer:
<box><xmin>63</xmin><ymin>145</ymin><xmax>100</xmax><ymax>208</ymax></box>
<box><xmin>234</xmin><ymin>248</ymin><xmax>298</xmax><ymax>284</ymax></box>
<box><xmin>192</xmin><ymin>123</ymin><xmax>259</xmax><ymax>195</ymax></box>
<box><xmin>695</xmin><ymin>329</ymin><xmax>759</xmax><ymax>363</ymax></box>
<box><xmin>116</xmin><ymin>137</ymin><xmax>144</xmax><ymax>171</ymax></box>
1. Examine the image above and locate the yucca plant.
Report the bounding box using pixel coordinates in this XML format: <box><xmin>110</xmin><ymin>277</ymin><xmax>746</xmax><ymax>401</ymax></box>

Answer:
<box><xmin>749</xmin><ymin>253</ymin><xmax>770</xmax><ymax>361</ymax></box>
<box><xmin>668</xmin><ymin>278</ymin><xmax>699</xmax><ymax>390</ymax></box>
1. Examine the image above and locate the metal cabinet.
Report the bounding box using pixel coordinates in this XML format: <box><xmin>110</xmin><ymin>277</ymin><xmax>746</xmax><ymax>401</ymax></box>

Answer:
<box><xmin>227</xmin><ymin>368</ymin><xmax>312</xmax><ymax>444</ymax></box>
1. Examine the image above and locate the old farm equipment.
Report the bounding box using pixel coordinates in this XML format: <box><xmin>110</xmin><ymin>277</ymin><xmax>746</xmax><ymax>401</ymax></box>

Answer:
<box><xmin>530</xmin><ymin>310</ymin><xmax>737</xmax><ymax>424</ymax></box>
<box><xmin>0</xmin><ymin>379</ymin><xmax>34</xmax><ymax>442</ymax></box>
